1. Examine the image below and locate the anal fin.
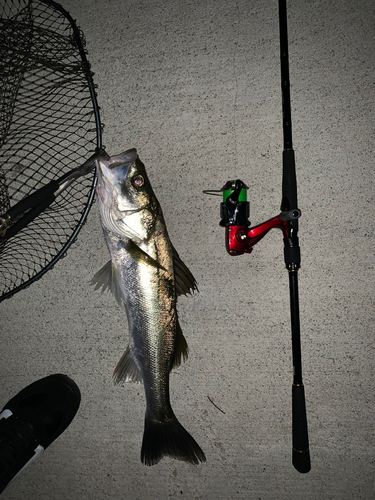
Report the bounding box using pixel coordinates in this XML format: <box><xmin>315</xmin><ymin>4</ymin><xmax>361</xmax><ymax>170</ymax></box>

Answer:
<box><xmin>113</xmin><ymin>346</ymin><xmax>143</xmax><ymax>384</ymax></box>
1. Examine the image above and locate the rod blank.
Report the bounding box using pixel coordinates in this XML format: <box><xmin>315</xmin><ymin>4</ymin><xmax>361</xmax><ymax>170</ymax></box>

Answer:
<box><xmin>278</xmin><ymin>0</ymin><xmax>311</xmax><ymax>473</ymax></box>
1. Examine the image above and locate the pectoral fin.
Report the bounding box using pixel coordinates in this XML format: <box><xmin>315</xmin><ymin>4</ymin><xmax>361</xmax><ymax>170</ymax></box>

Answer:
<box><xmin>172</xmin><ymin>244</ymin><xmax>198</xmax><ymax>296</ymax></box>
<box><xmin>123</xmin><ymin>239</ymin><xmax>166</xmax><ymax>271</ymax></box>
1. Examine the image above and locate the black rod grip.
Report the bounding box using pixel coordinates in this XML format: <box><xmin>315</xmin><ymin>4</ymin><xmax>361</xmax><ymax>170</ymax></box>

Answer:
<box><xmin>3</xmin><ymin>193</ymin><xmax>56</xmax><ymax>239</ymax></box>
<box><xmin>292</xmin><ymin>383</ymin><xmax>311</xmax><ymax>473</ymax></box>
<box><xmin>281</xmin><ymin>149</ymin><xmax>298</xmax><ymax>212</ymax></box>
<box><xmin>289</xmin><ymin>271</ymin><xmax>302</xmax><ymax>382</ymax></box>
<box><xmin>6</xmin><ymin>180</ymin><xmax>60</xmax><ymax>220</ymax></box>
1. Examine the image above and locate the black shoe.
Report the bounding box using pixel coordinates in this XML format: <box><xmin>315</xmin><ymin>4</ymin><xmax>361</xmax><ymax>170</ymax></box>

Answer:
<box><xmin>0</xmin><ymin>374</ymin><xmax>81</xmax><ymax>494</ymax></box>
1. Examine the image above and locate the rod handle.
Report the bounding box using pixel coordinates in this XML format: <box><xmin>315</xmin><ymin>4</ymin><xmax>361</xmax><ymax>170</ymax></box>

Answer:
<box><xmin>281</xmin><ymin>149</ymin><xmax>298</xmax><ymax>212</ymax></box>
<box><xmin>292</xmin><ymin>383</ymin><xmax>311</xmax><ymax>473</ymax></box>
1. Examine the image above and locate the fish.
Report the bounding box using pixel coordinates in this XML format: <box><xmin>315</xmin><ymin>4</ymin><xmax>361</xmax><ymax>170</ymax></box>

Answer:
<box><xmin>91</xmin><ymin>148</ymin><xmax>206</xmax><ymax>466</ymax></box>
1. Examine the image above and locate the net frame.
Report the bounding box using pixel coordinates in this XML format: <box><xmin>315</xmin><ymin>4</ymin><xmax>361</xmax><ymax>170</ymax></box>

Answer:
<box><xmin>0</xmin><ymin>0</ymin><xmax>102</xmax><ymax>301</ymax></box>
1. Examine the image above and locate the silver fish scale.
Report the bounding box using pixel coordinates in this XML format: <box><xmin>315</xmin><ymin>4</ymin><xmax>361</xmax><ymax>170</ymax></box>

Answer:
<box><xmin>108</xmin><ymin>221</ymin><xmax>177</xmax><ymax>421</ymax></box>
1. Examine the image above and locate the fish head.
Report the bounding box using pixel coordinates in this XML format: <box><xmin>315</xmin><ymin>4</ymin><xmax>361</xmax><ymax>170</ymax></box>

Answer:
<box><xmin>95</xmin><ymin>148</ymin><xmax>159</xmax><ymax>242</ymax></box>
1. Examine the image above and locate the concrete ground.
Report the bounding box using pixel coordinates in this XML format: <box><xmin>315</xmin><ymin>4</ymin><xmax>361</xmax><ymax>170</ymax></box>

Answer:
<box><xmin>1</xmin><ymin>0</ymin><xmax>374</xmax><ymax>498</ymax></box>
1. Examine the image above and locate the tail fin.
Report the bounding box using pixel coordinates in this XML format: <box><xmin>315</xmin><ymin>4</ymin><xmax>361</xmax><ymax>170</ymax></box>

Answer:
<box><xmin>141</xmin><ymin>415</ymin><xmax>206</xmax><ymax>466</ymax></box>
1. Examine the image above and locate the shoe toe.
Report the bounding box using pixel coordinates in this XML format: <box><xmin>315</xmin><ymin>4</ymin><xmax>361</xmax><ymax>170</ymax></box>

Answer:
<box><xmin>4</xmin><ymin>374</ymin><xmax>81</xmax><ymax>449</ymax></box>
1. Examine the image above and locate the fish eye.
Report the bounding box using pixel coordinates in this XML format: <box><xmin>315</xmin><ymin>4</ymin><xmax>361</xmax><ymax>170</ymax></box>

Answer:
<box><xmin>132</xmin><ymin>175</ymin><xmax>145</xmax><ymax>188</ymax></box>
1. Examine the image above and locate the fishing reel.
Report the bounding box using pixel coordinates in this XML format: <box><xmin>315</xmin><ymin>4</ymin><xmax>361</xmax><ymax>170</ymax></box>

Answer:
<box><xmin>206</xmin><ymin>179</ymin><xmax>301</xmax><ymax>263</ymax></box>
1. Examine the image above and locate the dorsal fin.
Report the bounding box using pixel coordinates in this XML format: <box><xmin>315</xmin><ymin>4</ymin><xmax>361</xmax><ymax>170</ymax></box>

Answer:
<box><xmin>171</xmin><ymin>317</ymin><xmax>189</xmax><ymax>369</ymax></box>
<box><xmin>172</xmin><ymin>244</ymin><xmax>198</xmax><ymax>296</ymax></box>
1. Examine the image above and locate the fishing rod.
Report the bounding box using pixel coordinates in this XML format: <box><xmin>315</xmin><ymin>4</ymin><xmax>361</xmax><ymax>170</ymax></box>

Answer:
<box><xmin>278</xmin><ymin>0</ymin><xmax>310</xmax><ymax>473</ymax></box>
<box><xmin>203</xmin><ymin>0</ymin><xmax>310</xmax><ymax>473</ymax></box>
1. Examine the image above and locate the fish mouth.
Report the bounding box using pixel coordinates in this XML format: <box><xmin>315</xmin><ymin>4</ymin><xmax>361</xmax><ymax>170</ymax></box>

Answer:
<box><xmin>96</xmin><ymin>148</ymin><xmax>138</xmax><ymax>187</ymax></box>
<box><xmin>100</xmin><ymin>148</ymin><xmax>138</xmax><ymax>170</ymax></box>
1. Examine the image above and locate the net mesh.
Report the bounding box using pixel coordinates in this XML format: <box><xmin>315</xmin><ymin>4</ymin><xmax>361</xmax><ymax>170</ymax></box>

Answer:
<box><xmin>0</xmin><ymin>0</ymin><xmax>102</xmax><ymax>301</ymax></box>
